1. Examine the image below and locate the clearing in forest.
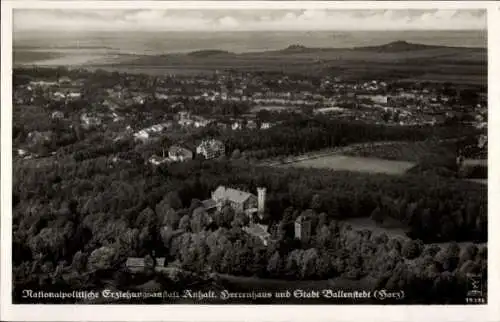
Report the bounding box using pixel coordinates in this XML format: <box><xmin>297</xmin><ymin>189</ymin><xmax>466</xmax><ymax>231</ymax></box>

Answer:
<box><xmin>282</xmin><ymin>155</ymin><xmax>416</xmax><ymax>175</ymax></box>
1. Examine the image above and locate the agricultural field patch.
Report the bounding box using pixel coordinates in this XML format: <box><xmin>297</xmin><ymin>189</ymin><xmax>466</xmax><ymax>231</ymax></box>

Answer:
<box><xmin>281</xmin><ymin>155</ymin><xmax>416</xmax><ymax>175</ymax></box>
<box><xmin>342</xmin><ymin>140</ymin><xmax>457</xmax><ymax>162</ymax></box>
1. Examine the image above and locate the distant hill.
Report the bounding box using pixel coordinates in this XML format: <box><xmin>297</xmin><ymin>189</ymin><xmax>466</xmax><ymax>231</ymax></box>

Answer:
<box><xmin>187</xmin><ymin>49</ymin><xmax>233</xmax><ymax>57</ymax></box>
<box><xmin>243</xmin><ymin>40</ymin><xmax>483</xmax><ymax>56</ymax></box>
<box><xmin>176</xmin><ymin>41</ymin><xmax>483</xmax><ymax>57</ymax></box>
<box><xmin>281</xmin><ymin>44</ymin><xmax>312</xmax><ymax>52</ymax></box>
<box><xmin>355</xmin><ymin>40</ymin><xmax>451</xmax><ymax>52</ymax></box>
<box><xmin>273</xmin><ymin>41</ymin><xmax>470</xmax><ymax>54</ymax></box>
<box><xmin>87</xmin><ymin>40</ymin><xmax>487</xmax><ymax>85</ymax></box>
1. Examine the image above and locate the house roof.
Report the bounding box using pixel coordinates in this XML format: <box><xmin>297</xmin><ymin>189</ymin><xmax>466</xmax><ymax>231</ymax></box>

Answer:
<box><xmin>244</xmin><ymin>224</ymin><xmax>271</xmax><ymax>239</ymax></box>
<box><xmin>202</xmin><ymin>199</ymin><xmax>217</xmax><ymax>209</ymax></box>
<box><xmin>126</xmin><ymin>257</ymin><xmax>145</xmax><ymax>268</ymax></box>
<box><xmin>295</xmin><ymin>214</ymin><xmax>312</xmax><ymax>223</ymax></box>
<box><xmin>198</xmin><ymin>139</ymin><xmax>224</xmax><ymax>150</ymax></box>
<box><xmin>58</xmin><ymin>76</ymin><xmax>71</xmax><ymax>82</ymax></box>
<box><xmin>168</xmin><ymin>146</ymin><xmax>192</xmax><ymax>157</ymax></box>
<box><xmin>212</xmin><ymin>186</ymin><xmax>254</xmax><ymax>205</ymax></box>
<box><xmin>126</xmin><ymin>257</ymin><xmax>165</xmax><ymax>268</ymax></box>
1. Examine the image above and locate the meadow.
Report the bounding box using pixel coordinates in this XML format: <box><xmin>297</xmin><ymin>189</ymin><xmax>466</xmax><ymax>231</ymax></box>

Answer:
<box><xmin>288</xmin><ymin>139</ymin><xmax>487</xmax><ymax>181</ymax></box>
<box><xmin>281</xmin><ymin>155</ymin><xmax>416</xmax><ymax>175</ymax></box>
<box><xmin>342</xmin><ymin>140</ymin><xmax>457</xmax><ymax>162</ymax></box>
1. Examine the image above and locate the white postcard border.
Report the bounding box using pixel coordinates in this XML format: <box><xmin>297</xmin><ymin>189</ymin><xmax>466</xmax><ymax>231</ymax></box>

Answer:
<box><xmin>1</xmin><ymin>1</ymin><xmax>499</xmax><ymax>322</ymax></box>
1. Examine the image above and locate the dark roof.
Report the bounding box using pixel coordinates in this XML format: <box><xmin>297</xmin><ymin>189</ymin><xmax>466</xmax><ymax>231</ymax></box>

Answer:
<box><xmin>126</xmin><ymin>257</ymin><xmax>145</xmax><ymax>268</ymax></box>
<box><xmin>202</xmin><ymin>199</ymin><xmax>217</xmax><ymax>209</ymax></box>
<box><xmin>126</xmin><ymin>257</ymin><xmax>166</xmax><ymax>268</ymax></box>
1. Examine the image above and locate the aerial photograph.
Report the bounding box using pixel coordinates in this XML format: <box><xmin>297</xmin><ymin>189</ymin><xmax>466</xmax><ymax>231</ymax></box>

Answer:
<box><xmin>11</xmin><ymin>8</ymin><xmax>487</xmax><ymax>304</ymax></box>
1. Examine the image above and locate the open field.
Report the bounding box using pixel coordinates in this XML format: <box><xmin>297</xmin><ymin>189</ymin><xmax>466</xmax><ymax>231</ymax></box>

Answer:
<box><xmin>342</xmin><ymin>140</ymin><xmax>457</xmax><ymax>162</ymax></box>
<box><xmin>280</xmin><ymin>155</ymin><xmax>416</xmax><ymax>175</ymax></box>
<box><xmin>260</xmin><ymin>141</ymin><xmax>412</xmax><ymax>167</ymax></box>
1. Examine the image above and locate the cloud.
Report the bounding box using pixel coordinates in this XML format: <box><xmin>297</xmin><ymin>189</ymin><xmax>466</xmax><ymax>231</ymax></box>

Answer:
<box><xmin>218</xmin><ymin>16</ymin><xmax>239</xmax><ymax>28</ymax></box>
<box><xmin>13</xmin><ymin>9</ymin><xmax>487</xmax><ymax>32</ymax></box>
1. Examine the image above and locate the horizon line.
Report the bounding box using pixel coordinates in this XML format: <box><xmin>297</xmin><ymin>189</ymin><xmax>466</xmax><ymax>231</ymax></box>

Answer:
<box><xmin>12</xmin><ymin>40</ymin><xmax>488</xmax><ymax>52</ymax></box>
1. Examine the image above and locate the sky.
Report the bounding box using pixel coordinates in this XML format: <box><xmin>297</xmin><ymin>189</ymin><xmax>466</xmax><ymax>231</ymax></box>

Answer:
<box><xmin>13</xmin><ymin>9</ymin><xmax>487</xmax><ymax>32</ymax></box>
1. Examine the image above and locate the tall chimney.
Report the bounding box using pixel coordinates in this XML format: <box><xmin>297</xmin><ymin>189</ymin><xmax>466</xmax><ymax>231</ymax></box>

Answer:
<box><xmin>257</xmin><ymin>187</ymin><xmax>266</xmax><ymax>217</ymax></box>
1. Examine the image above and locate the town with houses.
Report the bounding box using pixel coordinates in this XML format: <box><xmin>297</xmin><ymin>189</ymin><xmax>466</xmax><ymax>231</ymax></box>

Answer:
<box><xmin>14</xmin><ymin>69</ymin><xmax>487</xmax><ymax>163</ymax></box>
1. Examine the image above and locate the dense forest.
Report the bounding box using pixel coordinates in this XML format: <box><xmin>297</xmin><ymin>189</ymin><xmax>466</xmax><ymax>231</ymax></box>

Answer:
<box><xmin>13</xmin><ymin>155</ymin><xmax>487</xmax><ymax>303</ymax></box>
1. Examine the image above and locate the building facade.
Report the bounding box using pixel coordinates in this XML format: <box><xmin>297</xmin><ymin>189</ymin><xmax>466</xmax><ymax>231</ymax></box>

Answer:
<box><xmin>294</xmin><ymin>215</ymin><xmax>312</xmax><ymax>242</ymax></box>
<box><xmin>211</xmin><ymin>186</ymin><xmax>257</xmax><ymax>213</ymax></box>
<box><xmin>209</xmin><ymin>185</ymin><xmax>266</xmax><ymax>218</ymax></box>
<box><xmin>196</xmin><ymin>139</ymin><xmax>225</xmax><ymax>160</ymax></box>
<box><xmin>257</xmin><ymin>187</ymin><xmax>266</xmax><ymax>217</ymax></box>
<box><xmin>243</xmin><ymin>224</ymin><xmax>271</xmax><ymax>246</ymax></box>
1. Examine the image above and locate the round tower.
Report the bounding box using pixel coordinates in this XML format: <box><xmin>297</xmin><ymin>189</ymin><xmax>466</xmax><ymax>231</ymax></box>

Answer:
<box><xmin>257</xmin><ymin>187</ymin><xmax>266</xmax><ymax>217</ymax></box>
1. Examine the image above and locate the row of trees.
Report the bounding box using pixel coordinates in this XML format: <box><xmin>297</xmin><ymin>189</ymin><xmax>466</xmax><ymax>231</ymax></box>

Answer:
<box><xmin>221</xmin><ymin>117</ymin><xmax>480</xmax><ymax>161</ymax></box>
